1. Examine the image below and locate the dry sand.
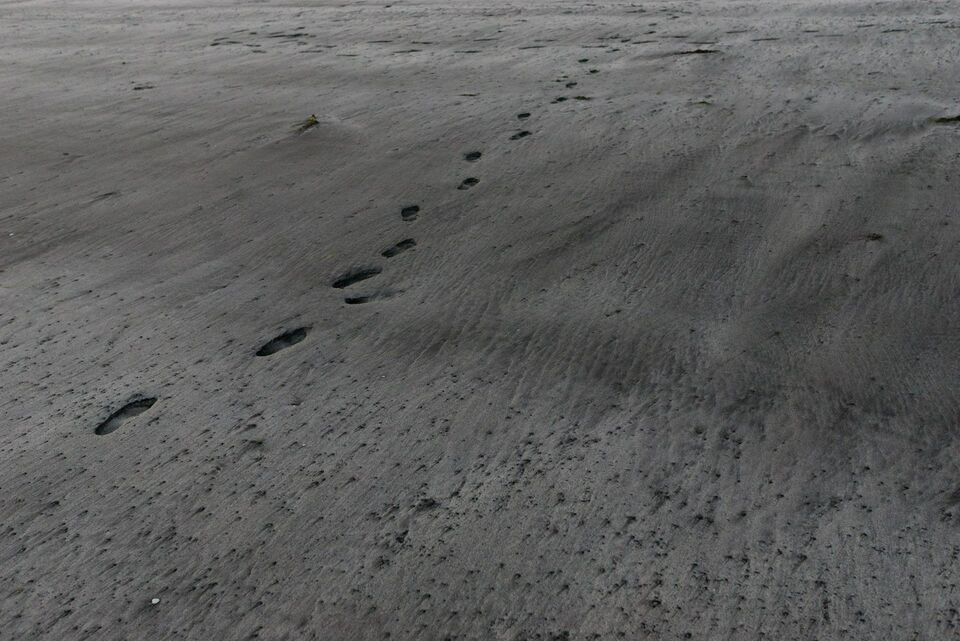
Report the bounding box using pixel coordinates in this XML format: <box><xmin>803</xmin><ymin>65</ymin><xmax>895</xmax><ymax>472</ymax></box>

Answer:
<box><xmin>2</xmin><ymin>0</ymin><xmax>960</xmax><ymax>638</ymax></box>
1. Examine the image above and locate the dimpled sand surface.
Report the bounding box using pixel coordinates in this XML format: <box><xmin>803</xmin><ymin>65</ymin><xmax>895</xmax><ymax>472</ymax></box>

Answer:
<box><xmin>2</xmin><ymin>0</ymin><xmax>960</xmax><ymax>639</ymax></box>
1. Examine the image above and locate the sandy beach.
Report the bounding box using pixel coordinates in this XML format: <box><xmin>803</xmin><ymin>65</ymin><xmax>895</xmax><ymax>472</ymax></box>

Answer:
<box><xmin>2</xmin><ymin>0</ymin><xmax>960</xmax><ymax>638</ymax></box>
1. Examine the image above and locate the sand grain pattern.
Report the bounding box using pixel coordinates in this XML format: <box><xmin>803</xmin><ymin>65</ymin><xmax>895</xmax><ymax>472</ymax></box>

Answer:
<box><xmin>1</xmin><ymin>0</ymin><xmax>960</xmax><ymax>639</ymax></box>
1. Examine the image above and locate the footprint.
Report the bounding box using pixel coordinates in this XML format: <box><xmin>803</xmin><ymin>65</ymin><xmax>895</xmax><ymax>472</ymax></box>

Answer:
<box><xmin>332</xmin><ymin>267</ymin><xmax>382</xmax><ymax>289</ymax></box>
<box><xmin>552</xmin><ymin>96</ymin><xmax>568</xmax><ymax>103</ymax></box>
<box><xmin>510</xmin><ymin>130</ymin><xmax>531</xmax><ymax>140</ymax></box>
<box><xmin>464</xmin><ymin>151</ymin><xmax>482</xmax><ymax>161</ymax></box>
<box><xmin>95</xmin><ymin>397</ymin><xmax>157</xmax><ymax>435</ymax></box>
<box><xmin>382</xmin><ymin>239</ymin><xmax>417</xmax><ymax>257</ymax></box>
<box><xmin>256</xmin><ymin>327</ymin><xmax>310</xmax><ymax>356</ymax></box>
<box><xmin>345</xmin><ymin>291</ymin><xmax>398</xmax><ymax>305</ymax></box>
<box><xmin>458</xmin><ymin>177</ymin><xmax>479</xmax><ymax>190</ymax></box>
<box><xmin>401</xmin><ymin>205</ymin><xmax>420</xmax><ymax>221</ymax></box>
<box><xmin>517</xmin><ymin>112</ymin><xmax>531</xmax><ymax>120</ymax></box>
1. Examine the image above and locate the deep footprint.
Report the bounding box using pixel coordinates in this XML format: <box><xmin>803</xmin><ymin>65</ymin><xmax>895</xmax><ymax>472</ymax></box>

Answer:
<box><xmin>458</xmin><ymin>177</ymin><xmax>479</xmax><ymax>190</ymax></box>
<box><xmin>332</xmin><ymin>267</ymin><xmax>383</xmax><ymax>289</ymax></box>
<box><xmin>382</xmin><ymin>239</ymin><xmax>417</xmax><ymax>257</ymax></box>
<box><xmin>464</xmin><ymin>151</ymin><xmax>482</xmax><ymax>161</ymax></box>
<box><xmin>517</xmin><ymin>112</ymin><xmax>531</xmax><ymax>120</ymax></box>
<box><xmin>510</xmin><ymin>130</ymin><xmax>531</xmax><ymax>140</ymax></box>
<box><xmin>256</xmin><ymin>327</ymin><xmax>309</xmax><ymax>356</ymax></box>
<box><xmin>401</xmin><ymin>205</ymin><xmax>420</xmax><ymax>221</ymax></box>
<box><xmin>95</xmin><ymin>397</ymin><xmax>157</xmax><ymax>436</ymax></box>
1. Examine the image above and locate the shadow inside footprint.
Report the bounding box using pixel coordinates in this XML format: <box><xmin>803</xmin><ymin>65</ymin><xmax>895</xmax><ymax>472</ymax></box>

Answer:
<box><xmin>510</xmin><ymin>131</ymin><xmax>531</xmax><ymax>140</ymax></box>
<box><xmin>382</xmin><ymin>239</ymin><xmax>417</xmax><ymax>257</ymax></box>
<box><xmin>671</xmin><ymin>49</ymin><xmax>719</xmax><ymax>55</ymax></box>
<box><xmin>256</xmin><ymin>327</ymin><xmax>309</xmax><ymax>356</ymax></box>
<box><xmin>345</xmin><ymin>290</ymin><xmax>398</xmax><ymax>305</ymax></box>
<box><xmin>464</xmin><ymin>151</ymin><xmax>482</xmax><ymax>161</ymax></box>
<box><xmin>332</xmin><ymin>267</ymin><xmax>382</xmax><ymax>289</ymax></box>
<box><xmin>458</xmin><ymin>177</ymin><xmax>479</xmax><ymax>190</ymax></box>
<box><xmin>401</xmin><ymin>205</ymin><xmax>420</xmax><ymax>221</ymax></box>
<box><xmin>95</xmin><ymin>397</ymin><xmax>157</xmax><ymax>435</ymax></box>
<box><xmin>517</xmin><ymin>112</ymin><xmax>531</xmax><ymax>120</ymax></box>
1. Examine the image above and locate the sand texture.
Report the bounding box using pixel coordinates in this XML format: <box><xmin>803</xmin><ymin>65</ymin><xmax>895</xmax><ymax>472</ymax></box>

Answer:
<box><xmin>2</xmin><ymin>0</ymin><xmax>960</xmax><ymax>639</ymax></box>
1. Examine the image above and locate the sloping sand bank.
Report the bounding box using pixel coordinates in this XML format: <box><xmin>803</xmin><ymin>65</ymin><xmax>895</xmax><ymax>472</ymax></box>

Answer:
<box><xmin>2</xmin><ymin>0</ymin><xmax>960</xmax><ymax>638</ymax></box>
